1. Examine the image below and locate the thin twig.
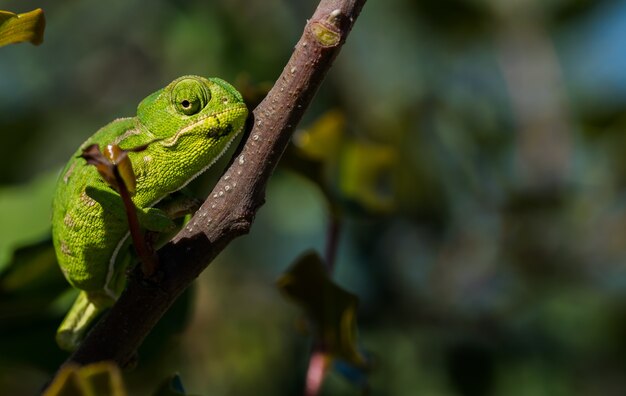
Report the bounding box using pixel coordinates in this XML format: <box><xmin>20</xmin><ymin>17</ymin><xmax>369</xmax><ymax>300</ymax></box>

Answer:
<box><xmin>323</xmin><ymin>208</ymin><xmax>341</xmax><ymax>274</ymax></box>
<box><xmin>304</xmin><ymin>207</ymin><xmax>342</xmax><ymax>395</ymax></box>
<box><xmin>114</xmin><ymin>166</ymin><xmax>157</xmax><ymax>277</ymax></box>
<box><xmin>305</xmin><ymin>350</ymin><xmax>331</xmax><ymax>396</ymax></box>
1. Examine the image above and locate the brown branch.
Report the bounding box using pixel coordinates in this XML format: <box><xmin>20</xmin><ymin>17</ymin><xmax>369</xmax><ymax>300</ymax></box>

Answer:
<box><xmin>60</xmin><ymin>0</ymin><xmax>367</xmax><ymax>369</ymax></box>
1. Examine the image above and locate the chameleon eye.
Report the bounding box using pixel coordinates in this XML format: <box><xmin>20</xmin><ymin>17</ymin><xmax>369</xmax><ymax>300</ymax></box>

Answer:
<box><xmin>172</xmin><ymin>78</ymin><xmax>211</xmax><ymax>116</ymax></box>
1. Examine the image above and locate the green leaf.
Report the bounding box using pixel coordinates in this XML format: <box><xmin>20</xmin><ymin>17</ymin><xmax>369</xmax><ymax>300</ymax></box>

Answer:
<box><xmin>0</xmin><ymin>9</ymin><xmax>45</xmax><ymax>47</ymax></box>
<box><xmin>0</xmin><ymin>238</ymin><xmax>58</xmax><ymax>294</ymax></box>
<box><xmin>293</xmin><ymin>110</ymin><xmax>345</xmax><ymax>162</ymax></box>
<box><xmin>338</xmin><ymin>141</ymin><xmax>395</xmax><ymax>212</ymax></box>
<box><xmin>0</xmin><ymin>172</ymin><xmax>57</xmax><ymax>274</ymax></box>
<box><xmin>290</xmin><ymin>110</ymin><xmax>396</xmax><ymax>213</ymax></box>
<box><xmin>277</xmin><ymin>251</ymin><xmax>366</xmax><ymax>367</ymax></box>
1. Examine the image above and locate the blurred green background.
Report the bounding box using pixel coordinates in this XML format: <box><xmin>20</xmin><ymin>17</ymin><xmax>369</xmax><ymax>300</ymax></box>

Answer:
<box><xmin>2</xmin><ymin>0</ymin><xmax>626</xmax><ymax>394</ymax></box>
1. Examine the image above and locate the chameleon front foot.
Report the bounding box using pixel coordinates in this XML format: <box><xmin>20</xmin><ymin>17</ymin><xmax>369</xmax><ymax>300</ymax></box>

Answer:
<box><xmin>56</xmin><ymin>291</ymin><xmax>114</xmax><ymax>351</ymax></box>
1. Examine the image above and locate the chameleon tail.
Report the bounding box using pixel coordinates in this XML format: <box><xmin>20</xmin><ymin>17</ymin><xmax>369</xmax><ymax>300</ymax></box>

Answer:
<box><xmin>56</xmin><ymin>291</ymin><xmax>114</xmax><ymax>351</ymax></box>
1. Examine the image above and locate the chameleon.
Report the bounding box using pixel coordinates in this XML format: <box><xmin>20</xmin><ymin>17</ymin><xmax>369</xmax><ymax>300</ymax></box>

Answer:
<box><xmin>51</xmin><ymin>75</ymin><xmax>248</xmax><ymax>351</ymax></box>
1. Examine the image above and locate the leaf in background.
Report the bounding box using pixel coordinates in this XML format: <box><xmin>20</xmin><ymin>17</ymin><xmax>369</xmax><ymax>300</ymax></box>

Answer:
<box><xmin>277</xmin><ymin>251</ymin><xmax>366</xmax><ymax>367</ymax></box>
<box><xmin>43</xmin><ymin>362</ymin><xmax>127</xmax><ymax>396</ymax></box>
<box><xmin>339</xmin><ymin>141</ymin><xmax>395</xmax><ymax>213</ymax></box>
<box><xmin>0</xmin><ymin>172</ymin><xmax>57</xmax><ymax>275</ymax></box>
<box><xmin>284</xmin><ymin>110</ymin><xmax>346</xmax><ymax>197</ymax></box>
<box><xmin>293</xmin><ymin>110</ymin><xmax>345</xmax><ymax>162</ymax></box>
<box><xmin>0</xmin><ymin>238</ymin><xmax>59</xmax><ymax>295</ymax></box>
<box><xmin>0</xmin><ymin>9</ymin><xmax>45</xmax><ymax>47</ymax></box>
<box><xmin>290</xmin><ymin>110</ymin><xmax>396</xmax><ymax>214</ymax></box>
<box><xmin>0</xmin><ymin>240</ymin><xmax>69</xmax><ymax>376</ymax></box>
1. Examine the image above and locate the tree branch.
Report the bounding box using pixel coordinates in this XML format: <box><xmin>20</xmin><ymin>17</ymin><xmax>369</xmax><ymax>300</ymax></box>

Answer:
<box><xmin>62</xmin><ymin>0</ymin><xmax>367</xmax><ymax>368</ymax></box>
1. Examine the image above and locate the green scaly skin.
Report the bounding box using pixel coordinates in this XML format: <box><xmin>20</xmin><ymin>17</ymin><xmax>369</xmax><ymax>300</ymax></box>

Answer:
<box><xmin>51</xmin><ymin>76</ymin><xmax>248</xmax><ymax>350</ymax></box>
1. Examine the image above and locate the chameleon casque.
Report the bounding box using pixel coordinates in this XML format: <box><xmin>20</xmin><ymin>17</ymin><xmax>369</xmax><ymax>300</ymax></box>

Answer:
<box><xmin>51</xmin><ymin>76</ymin><xmax>248</xmax><ymax>350</ymax></box>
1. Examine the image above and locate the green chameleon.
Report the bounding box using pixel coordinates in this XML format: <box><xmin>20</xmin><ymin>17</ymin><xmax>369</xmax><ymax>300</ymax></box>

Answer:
<box><xmin>51</xmin><ymin>75</ymin><xmax>248</xmax><ymax>351</ymax></box>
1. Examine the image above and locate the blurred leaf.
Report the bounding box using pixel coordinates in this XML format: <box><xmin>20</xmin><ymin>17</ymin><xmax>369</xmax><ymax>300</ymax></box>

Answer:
<box><xmin>293</xmin><ymin>110</ymin><xmax>345</xmax><ymax>162</ymax></box>
<box><xmin>0</xmin><ymin>172</ymin><xmax>57</xmax><ymax>274</ymax></box>
<box><xmin>43</xmin><ymin>362</ymin><xmax>126</xmax><ymax>396</ymax></box>
<box><xmin>291</xmin><ymin>110</ymin><xmax>396</xmax><ymax>213</ymax></box>
<box><xmin>0</xmin><ymin>238</ymin><xmax>58</xmax><ymax>294</ymax></box>
<box><xmin>0</xmin><ymin>239</ymin><xmax>68</xmax><ymax>372</ymax></box>
<box><xmin>277</xmin><ymin>251</ymin><xmax>366</xmax><ymax>367</ymax></box>
<box><xmin>284</xmin><ymin>110</ymin><xmax>346</xmax><ymax>200</ymax></box>
<box><xmin>0</xmin><ymin>9</ymin><xmax>45</xmax><ymax>47</ymax></box>
<box><xmin>339</xmin><ymin>141</ymin><xmax>395</xmax><ymax>212</ymax></box>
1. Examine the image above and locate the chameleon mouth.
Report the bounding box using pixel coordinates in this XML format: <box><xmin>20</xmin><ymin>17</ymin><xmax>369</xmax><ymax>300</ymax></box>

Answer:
<box><xmin>161</xmin><ymin>104</ymin><xmax>247</xmax><ymax>148</ymax></box>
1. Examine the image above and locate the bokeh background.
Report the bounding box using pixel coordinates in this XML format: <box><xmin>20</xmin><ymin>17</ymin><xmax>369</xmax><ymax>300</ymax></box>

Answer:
<box><xmin>2</xmin><ymin>0</ymin><xmax>626</xmax><ymax>395</ymax></box>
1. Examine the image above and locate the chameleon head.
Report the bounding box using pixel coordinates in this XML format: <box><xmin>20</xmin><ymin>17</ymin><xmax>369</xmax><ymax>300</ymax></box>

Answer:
<box><xmin>137</xmin><ymin>75</ymin><xmax>248</xmax><ymax>167</ymax></box>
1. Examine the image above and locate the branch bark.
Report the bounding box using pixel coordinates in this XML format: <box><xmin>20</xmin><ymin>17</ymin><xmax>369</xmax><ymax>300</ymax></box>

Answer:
<box><xmin>62</xmin><ymin>0</ymin><xmax>366</xmax><ymax>369</ymax></box>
